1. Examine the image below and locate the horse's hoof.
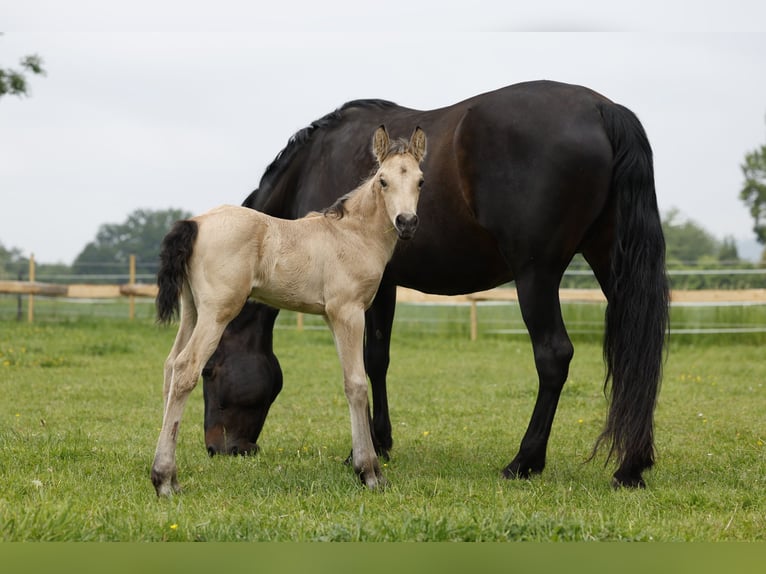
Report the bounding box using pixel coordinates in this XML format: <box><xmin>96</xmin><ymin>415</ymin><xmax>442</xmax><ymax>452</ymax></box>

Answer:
<box><xmin>611</xmin><ymin>473</ymin><xmax>646</xmax><ymax>489</ymax></box>
<box><xmin>502</xmin><ymin>457</ymin><xmax>544</xmax><ymax>480</ymax></box>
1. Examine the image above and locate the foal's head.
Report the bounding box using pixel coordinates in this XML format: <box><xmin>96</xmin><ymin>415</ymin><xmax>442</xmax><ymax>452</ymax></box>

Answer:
<box><xmin>371</xmin><ymin>125</ymin><xmax>426</xmax><ymax>240</ymax></box>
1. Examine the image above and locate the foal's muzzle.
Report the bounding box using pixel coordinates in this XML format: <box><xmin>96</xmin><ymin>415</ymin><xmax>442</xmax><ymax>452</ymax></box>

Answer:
<box><xmin>395</xmin><ymin>213</ymin><xmax>419</xmax><ymax>240</ymax></box>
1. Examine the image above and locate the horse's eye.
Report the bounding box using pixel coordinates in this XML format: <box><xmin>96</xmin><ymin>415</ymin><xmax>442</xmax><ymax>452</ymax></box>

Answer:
<box><xmin>380</xmin><ymin>177</ymin><xmax>387</xmax><ymax>188</ymax></box>
<box><xmin>418</xmin><ymin>178</ymin><xmax>424</xmax><ymax>189</ymax></box>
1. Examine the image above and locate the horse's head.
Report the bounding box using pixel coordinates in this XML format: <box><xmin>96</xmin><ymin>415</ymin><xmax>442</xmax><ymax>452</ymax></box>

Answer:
<box><xmin>202</xmin><ymin>302</ymin><xmax>283</xmax><ymax>456</ymax></box>
<box><xmin>371</xmin><ymin>125</ymin><xmax>426</xmax><ymax>241</ymax></box>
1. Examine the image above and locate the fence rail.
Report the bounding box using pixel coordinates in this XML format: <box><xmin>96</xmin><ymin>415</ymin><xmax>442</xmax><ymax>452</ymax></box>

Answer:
<box><xmin>3</xmin><ymin>253</ymin><xmax>766</xmax><ymax>336</ymax></box>
<box><xmin>4</xmin><ymin>279</ymin><xmax>766</xmax><ymax>340</ymax></box>
<box><xmin>0</xmin><ymin>280</ymin><xmax>156</xmax><ymax>299</ymax></box>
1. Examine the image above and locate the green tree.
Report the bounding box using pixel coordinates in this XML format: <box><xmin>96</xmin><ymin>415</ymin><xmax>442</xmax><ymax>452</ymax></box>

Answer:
<box><xmin>662</xmin><ymin>208</ymin><xmax>723</xmax><ymax>266</ymax></box>
<box><xmin>73</xmin><ymin>208</ymin><xmax>192</xmax><ymax>280</ymax></box>
<box><xmin>0</xmin><ymin>242</ymin><xmax>27</xmax><ymax>279</ymax></box>
<box><xmin>718</xmin><ymin>236</ymin><xmax>739</xmax><ymax>262</ymax></box>
<box><xmin>0</xmin><ymin>34</ymin><xmax>45</xmax><ymax>98</ymax></box>
<box><xmin>740</xmin><ymin>130</ymin><xmax>766</xmax><ymax>245</ymax></box>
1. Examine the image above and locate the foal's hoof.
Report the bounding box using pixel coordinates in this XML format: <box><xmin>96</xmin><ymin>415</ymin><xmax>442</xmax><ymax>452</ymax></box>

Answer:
<box><xmin>358</xmin><ymin>470</ymin><xmax>387</xmax><ymax>490</ymax></box>
<box><xmin>352</xmin><ymin>459</ymin><xmax>387</xmax><ymax>490</ymax></box>
<box><xmin>151</xmin><ymin>468</ymin><xmax>181</xmax><ymax>497</ymax></box>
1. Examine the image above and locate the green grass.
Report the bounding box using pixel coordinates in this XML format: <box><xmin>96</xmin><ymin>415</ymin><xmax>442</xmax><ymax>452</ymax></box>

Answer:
<box><xmin>0</xmin><ymin>304</ymin><xmax>764</xmax><ymax>541</ymax></box>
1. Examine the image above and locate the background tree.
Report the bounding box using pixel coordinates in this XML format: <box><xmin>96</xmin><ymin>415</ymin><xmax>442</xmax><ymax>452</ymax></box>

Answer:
<box><xmin>739</xmin><ymin>126</ymin><xmax>766</xmax><ymax>245</ymax></box>
<box><xmin>661</xmin><ymin>208</ymin><xmax>732</xmax><ymax>265</ymax></box>
<box><xmin>717</xmin><ymin>236</ymin><xmax>740</xmax><ymax>262</ymax></box>
<box><xmin>659</xmin><ymin>209</ymin><xmax>765</xmax><ymax>289</ymax></box>
<box><xmin>0</xmin><ymin>242</ymin><xmax>28</xmax><ymax>279</ymax></box>
<box><xmin>73</xmin><ymin>208</ymin><xmax>192</xmax><ymax>281</ymax></box>
<box><xmin>0</xmin><ymin>34</ymin><xmax>45</xmax><ymax>98</ymax></box>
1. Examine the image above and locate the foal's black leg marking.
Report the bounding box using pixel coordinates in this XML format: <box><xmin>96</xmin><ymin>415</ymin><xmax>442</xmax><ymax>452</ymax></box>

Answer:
<box><xmin>503</xmin><ymin>272</ymin><xmax>573</xmax><ymax>480</ymax></box>
<box><xmin>363</xmin><ymin>280</ymin><xmax>397</xmax><ymax>458</ymax></box>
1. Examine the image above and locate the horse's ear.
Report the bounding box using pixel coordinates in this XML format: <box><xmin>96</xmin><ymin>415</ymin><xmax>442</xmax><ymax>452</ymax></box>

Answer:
<box><xmin>372</xmin><ymin>125</ymin><xmax>390</xmax><ymax>164</ymax></box>
<box><xmin>409</xmin><ymin>126</ymin><xmax>427</xmax><ymax>163</ymax></box>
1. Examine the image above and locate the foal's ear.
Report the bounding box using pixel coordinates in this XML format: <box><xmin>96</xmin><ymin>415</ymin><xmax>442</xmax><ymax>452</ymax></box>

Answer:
<box><xmin>372</xmin><ymin>125</ymin><xmax>390</xmax><ymax>164</ymax></box>
<box><xmin>408</xmin><ymin>126</ymin><xmax>427</xmax><ymax>163</ymax></box>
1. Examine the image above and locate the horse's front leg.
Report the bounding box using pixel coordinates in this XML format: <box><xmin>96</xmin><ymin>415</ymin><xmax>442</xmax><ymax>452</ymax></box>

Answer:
<box><xmin>327</xmin><ymin>304</ymin><xmax>385</xmax><ymax>489</ymax></box>
<box><xmin>363</xmin><ymin>280</ymin><xmax>397</xmax><ymax>458</ymax></box>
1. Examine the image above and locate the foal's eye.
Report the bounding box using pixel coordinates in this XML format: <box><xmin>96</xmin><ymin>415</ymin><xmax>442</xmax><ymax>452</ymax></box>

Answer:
<box><xmin>379</xmin><ymin>177</ymin><xmax>388</xmax><ymax>189</ymax></box>
<box><xmin>418</xmin><ymin>178</ymin><xmax>424</xmax><ymax>189</ymax></box>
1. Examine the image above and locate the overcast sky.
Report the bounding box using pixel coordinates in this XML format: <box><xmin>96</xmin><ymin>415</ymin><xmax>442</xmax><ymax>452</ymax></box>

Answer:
<box><xmin>2</xmin><ymin>1</ymin><xmax>766</xmax><ymax>264</ymax></box>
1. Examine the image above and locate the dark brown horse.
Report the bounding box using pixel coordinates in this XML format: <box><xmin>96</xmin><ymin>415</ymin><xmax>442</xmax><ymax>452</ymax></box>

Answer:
<box><xmin>200</xmin><ymin>81</ymin><xmax>669</xmax><ymax>488</ymax></box>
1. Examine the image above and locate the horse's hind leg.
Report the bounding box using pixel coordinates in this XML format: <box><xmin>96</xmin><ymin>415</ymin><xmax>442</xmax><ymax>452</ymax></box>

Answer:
<box><xmin>503</xmin><ymin>269</ymin><xmax>573</xmax><ymax>479</ymax></box>
<box><xmin>152</xmin><ymin>310</ymin><xmax>231</xmax><ymax>497</ymax></box>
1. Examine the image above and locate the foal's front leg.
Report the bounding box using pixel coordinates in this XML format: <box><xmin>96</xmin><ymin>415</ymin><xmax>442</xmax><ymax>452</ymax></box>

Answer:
<box><xmin>327</xmin><ymin>305</ymin><xmax>385</xmax><ymax>489</ymax></box>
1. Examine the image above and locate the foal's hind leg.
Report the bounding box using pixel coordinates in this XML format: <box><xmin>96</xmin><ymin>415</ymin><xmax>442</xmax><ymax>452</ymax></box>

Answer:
<box><xmin>152</xmin><ymin>311</ymin><xmax>231</xmax><ymax>497</ymax></box>
<box><xmin>163</xmin><ymin>290</ymin><xmax>197</xmax><ymax>409</ymax></box>
<box><xmin>503</xmin><ymin>270</ymin><xmax>573</xmax><ymax>479</ymax></box>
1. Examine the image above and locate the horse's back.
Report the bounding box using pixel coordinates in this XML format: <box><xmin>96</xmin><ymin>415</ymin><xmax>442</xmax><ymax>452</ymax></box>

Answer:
<box><xmin>451</xmin><ymin>82</ymin><xmax>615</xmax><ymax>266</ymax></box>
<box><xmin>246</xmin><ymin>81</ymin><xmax>620</xmax><ymax>292</ymax></box>
<box><xmin>377</xmin><ymin>82</ymin><xmax>615</xmax><ymax>290</ymax></box>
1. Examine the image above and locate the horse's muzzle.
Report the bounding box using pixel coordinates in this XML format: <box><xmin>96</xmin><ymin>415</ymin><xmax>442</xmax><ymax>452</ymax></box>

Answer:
<box><xmin>395</xmin><ymin>213</ymin><xmax>419</xmax><ymax>240</ymax></box>
<box><xmin>205</xmin><ymin>427</ymin><xmax>259</xmax><ymax>456</ymax></box>
<box><xmin>207</xmin><ymin>442</ymin><xmax>259</xmax><ymax>457</ymax></box>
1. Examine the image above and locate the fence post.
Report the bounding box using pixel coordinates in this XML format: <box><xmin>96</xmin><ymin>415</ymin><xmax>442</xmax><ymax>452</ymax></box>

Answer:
<box><xmin>27</xmin><ymin>254</ymin><xmax>35</xmax><ymax>323</ymax></box>
<box><xmin>128</xmin><ymin>255</ymin><xmax>136</xmax><ymax>320</ymax></box>
<box><xmin>16</xmin><ymin>270</ymin><xmax>23</xmax><ymax>321</ymax></box>
<box><xmin>296</xmin><ymin>312</ymin><xmax>304</xmax><ymax>332</ymax></box>
<box><xmin>470</xmin><ymin>299</ymin><xmax>477</xmax><ymax>341</ymax></box>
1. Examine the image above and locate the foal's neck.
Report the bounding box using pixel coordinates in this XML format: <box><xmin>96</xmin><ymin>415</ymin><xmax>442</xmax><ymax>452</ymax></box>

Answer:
<box><xmin>342</xmin><ymin>181</ymin><xmax>393</xmax><ymax>236</ymax></box>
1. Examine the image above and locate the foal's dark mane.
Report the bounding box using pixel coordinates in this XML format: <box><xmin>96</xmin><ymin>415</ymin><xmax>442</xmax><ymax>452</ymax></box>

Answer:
<box><xmin>245</xmin><ymin>99</ymin><xmax>399</xmax><ymax>208</ymax></box>
<box><xmin>316</xmin><ymin>191</ymin><xmax>353</xmax><ymax>220</ymax></box>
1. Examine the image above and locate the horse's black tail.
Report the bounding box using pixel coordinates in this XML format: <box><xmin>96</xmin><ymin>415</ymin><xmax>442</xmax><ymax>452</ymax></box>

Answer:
<box><xmin>595</xmin><ymin>102</ymin><xmax>669</xmax><ymax>486</ymax></box>
<box><xmin>156</xmin><ymin>219</ymin><xmax>198</xmax><ymax>325</ymax></box>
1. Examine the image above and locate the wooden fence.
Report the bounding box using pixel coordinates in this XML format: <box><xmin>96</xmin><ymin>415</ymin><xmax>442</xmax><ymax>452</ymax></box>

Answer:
<box><xmin>3</xmin><ymin>253</ymin><xmax>766</xmax><ymax>339</ymax></box>
<box><xmin>0</xmin><ymin>254</ymin><xmax>154</xmax><ymax>322</ymax></box>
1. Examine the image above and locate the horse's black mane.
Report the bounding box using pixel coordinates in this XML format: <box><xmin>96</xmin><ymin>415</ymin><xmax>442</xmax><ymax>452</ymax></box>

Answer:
<box><xmin>249</xmin><ymin>99</ymin><xmax>399</xmax><ymax>204</ymax></box>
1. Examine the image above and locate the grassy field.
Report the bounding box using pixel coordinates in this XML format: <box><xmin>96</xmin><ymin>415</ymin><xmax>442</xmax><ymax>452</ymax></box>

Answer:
<box><xmin>0</xmin><ymin>301</ymin><xmax>764</xmax><ymax>541</ymax></box>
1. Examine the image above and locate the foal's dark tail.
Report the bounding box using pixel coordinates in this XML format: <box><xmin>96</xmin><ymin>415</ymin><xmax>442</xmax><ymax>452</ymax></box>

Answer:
<box><xmin>595</xmin><ymin>102</ymin><xmax>670</xmax><ymax>487</ymax></box>
<box><xmin>156</xmin><ymin>220</ymin><xmax>198</xmax><ymax>325</ymax></box>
